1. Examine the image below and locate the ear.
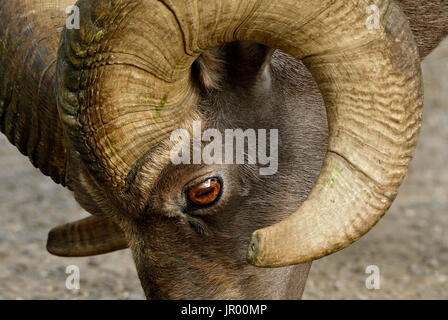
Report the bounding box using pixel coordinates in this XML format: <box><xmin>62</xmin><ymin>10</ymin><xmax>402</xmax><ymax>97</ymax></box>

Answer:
<box><xmin>194</xmin><ymin>42</ymin><xmax>275</xmax><ymax>90</ymax></box>
<box><xmin>396</xmin><ymin>0</ymin><xmax>448</xmax><ymax>59</ymax></box>
<box><xmin>47</xmin><ymin>216</ymin><xmax>128</xmax><ymax>257</ymax></box>
<box><xmin>224</xmin><ymin>42</ymin><xmax>275</xmax><ymax>87</ymax></box>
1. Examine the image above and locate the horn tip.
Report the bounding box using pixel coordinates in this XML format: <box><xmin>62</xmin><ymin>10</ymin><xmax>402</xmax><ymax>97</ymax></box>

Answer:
<box><xmin>46</xmin><ymin>227</ymin><xmax>69</xmax><ymax>257</ymax></box>
<box><xmin>247</xmin><ymin>231</ymin><xmax>278</xmax><ymax>267</ymax></box>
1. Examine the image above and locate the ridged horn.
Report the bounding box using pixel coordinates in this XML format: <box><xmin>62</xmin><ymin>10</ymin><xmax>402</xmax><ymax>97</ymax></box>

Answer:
<box><xmin>0</xmin><ymin>0</ymin><xmax>74</xmax><ymax>185</ymax></box>
<box><xmin>57</xmin><ymin>0</ymin><xmax>423</xmax><ymax>266</ymax></box>
<box><xmin>47</xmin><ymin>216</ymin><xmax>128</xmax><ymax>257</ymax></box>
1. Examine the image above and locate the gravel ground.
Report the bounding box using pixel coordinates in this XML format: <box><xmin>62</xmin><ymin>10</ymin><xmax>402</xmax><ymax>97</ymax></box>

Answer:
<box><xmin>0</xmin><ymin>40</ymin><xmax>447</xmax><ymax>300</ymax></box>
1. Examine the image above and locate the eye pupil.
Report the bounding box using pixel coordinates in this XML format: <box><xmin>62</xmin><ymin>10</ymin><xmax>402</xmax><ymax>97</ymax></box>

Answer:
<box><xmin>187</xmin><ymin>178</ymin><xmax>221</xmax><ymax>206</ymax></box>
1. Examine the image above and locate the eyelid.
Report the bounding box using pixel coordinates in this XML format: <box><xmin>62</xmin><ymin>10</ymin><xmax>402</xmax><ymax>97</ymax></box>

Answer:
<box><xmin>184</xmin><ymin>171</ymin><xmax>218</xmax><ymax>189</ymax></box>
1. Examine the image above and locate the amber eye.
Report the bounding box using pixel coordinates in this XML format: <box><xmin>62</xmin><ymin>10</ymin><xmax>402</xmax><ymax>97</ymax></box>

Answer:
<box><xmin>187</xmin><ymin>178</ymin><xmax>221</xmax><ymax>206</ymax></box>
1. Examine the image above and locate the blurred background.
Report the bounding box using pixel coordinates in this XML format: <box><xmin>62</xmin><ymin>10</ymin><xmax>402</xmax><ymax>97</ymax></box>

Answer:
<box><xmin>0</xmin><ymin>39</ymin><xmax>447</xmax><ymax>300</ymax></box>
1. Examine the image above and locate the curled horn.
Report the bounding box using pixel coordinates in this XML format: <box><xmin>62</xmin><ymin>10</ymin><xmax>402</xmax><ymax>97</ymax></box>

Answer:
<box><xmin>0</xmin><ymin>0</ymin><xmax>75</xmax><ymax>184</ymax></box>
<box><xmin>57</xmin><ymin>0</ymin><xmax>423</xmax><ymax>266</ymax></box>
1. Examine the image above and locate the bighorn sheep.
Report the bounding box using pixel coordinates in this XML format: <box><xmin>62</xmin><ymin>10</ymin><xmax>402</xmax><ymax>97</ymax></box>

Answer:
<box><xmin>0</xmin><ymin>0</ymin><xmax>447</xmax><ymax>299</ymax></box>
